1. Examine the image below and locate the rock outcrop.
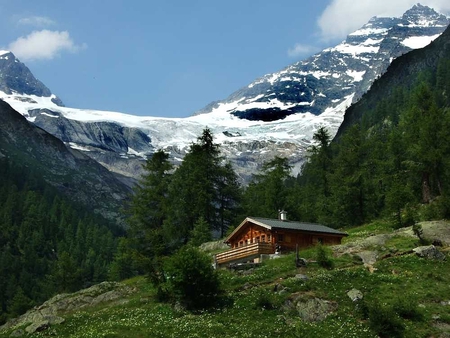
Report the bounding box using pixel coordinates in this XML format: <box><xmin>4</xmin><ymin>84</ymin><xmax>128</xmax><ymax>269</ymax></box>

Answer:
<box><xmin>0</xmin><ymin>282</ymin><xmax>135</xmax><ymax>335</ymax></box>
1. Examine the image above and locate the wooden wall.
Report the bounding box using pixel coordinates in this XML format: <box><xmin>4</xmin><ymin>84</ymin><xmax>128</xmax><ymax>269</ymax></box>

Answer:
<box><xmin>228</xmin><ymin>222</ymin><xmax>344</xmax><ymax>251</ymax></box>
<box><xmin>229</xmin><ymin>224</ymin><xmax>273</xmax><ymax>248</ymax></box>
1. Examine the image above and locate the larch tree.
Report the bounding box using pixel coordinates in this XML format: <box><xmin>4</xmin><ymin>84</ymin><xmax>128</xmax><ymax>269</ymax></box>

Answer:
<box><xmin>126</xmin><ymin>149</ymin><xmax>173</xmax><ymax>270</ymax></box>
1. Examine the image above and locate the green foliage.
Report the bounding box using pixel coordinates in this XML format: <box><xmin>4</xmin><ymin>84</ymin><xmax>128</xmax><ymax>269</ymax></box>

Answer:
<box><xmin>0</xmin><ymin>158</ymin><xmax>119</xmax><ymax>323</ymax></box>
<box><xmin>393</xmin><ymin>297</ymin><xmax>424</xmax><ymax>321</ymax></box>
<box><xmin>291</xmin><ymin>58</ymin><xmax>450</xmax><ymax>229</ymax></box>
<box><xmin>162</xmin><ymin>246</ymin><xmax>222</xmax><ymax>311</ymax></box>
<box><xmin>50</xmin><ymin>251</ymin><xmax>82</xmax><ymax>293</ymax></box>
<box><xmin>126</xmin><ymin>149</ymin><xmax>173</xmax><ymax>262</ymax></box>
<box><xmin>252</xmin><ymin>289</ymin><xmax>278</xmax><ymax>310</ymax></box>
<box><xmin>242</xmin><ymin>156</ymin><xmax>292</xmax><ymax>219</ymax></box>
<box><xmin>188</xmin><ymin>216</ymin><xmax>212</xmax><ymax>247</ymax></box>
<box><xmin>316</xmin><ymin>244</ymin><xmax>334</xmax><ymax>269</ymax></box>
<box><xmin>419</xmin><ymin>196</ymin><xmax>450</xmax><ymax>221</ymax></box>
<box><xmin>164</xmin><ymin>129</ymin><xmax>241</xmax><ymax>245</ymax></box>
<box><xmin>412</xmin><ymin>223</ymin><xmax>428</xmax><ymax>245</ymax></box>
<box><xmin>109</xmin><ymin>238</ymin><xmax>136</xmax><ymax>281</ymax></box>
<box><xmin>367</xmin><ymin>301</ymin><xmax>405</xmax><ymax>338</ymax></box>
<box><xmin>7</xmin><ymin>287</ymin><xmax>32</xmax><ymax>318</ymax></box>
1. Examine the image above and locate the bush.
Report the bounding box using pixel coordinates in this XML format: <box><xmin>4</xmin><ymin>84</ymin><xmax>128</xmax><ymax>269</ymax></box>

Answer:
<box><xmin>316</xmin><ymin>245</ymin><xmax>334</xmax><ymax>269</ymax></box>
<box><xmin>402</xmin><ymin>205</ymin><xmax>417</xmax><ymax>227</ymax></box>
<box><xmin>163</xmin><ymin>245</ymin><xmax>222</xmax><ymax>311</ymax></box>
<box><xmin>412</xmin><ymin>223</ymin><xmax>428</xmax><ymax>245</ymax></box>
<box><xmin>393</xmin><ymin>297</ymin><xmax>424</xmax><ymax>321</ymax></box>
<box><xmin>420</xmin><ymin>196</ymin><xmax>450</xmax><ymax>220</ymax></box>
<box><xmin>368</xmin><ymin>301</ymin><xmax>405</xmax><ymax>338</ymax></box>
<box><xmin>253</xmin><ymin>290</ymin><xmax>277</xmax><ymax>310</ymax></box>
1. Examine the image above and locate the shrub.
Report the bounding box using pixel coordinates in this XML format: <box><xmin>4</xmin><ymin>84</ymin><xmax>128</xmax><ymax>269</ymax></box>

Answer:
<box><xmin>412</xmin><ymin>223</ymin><xmax>428</xmax><ymax>245</ymax></box>
<box><xmin>316</xmin><ymin>244</ymin><xmax>334</xmax><ymax>269</ymax></box>
<box><xmin>402</xmin><ymin>205</ymin><xmax>417</xmax><ymax>227</ymax></box>
<box><xmin>253</xmin><ymin>290</ymin><xmax>277</xmax><ymax>310</ymax></box>
<box><xmin>368</xmin><ymin>301</ymin><xmax>405</xmax><ymax>338</ymax></box>
<box><xmin>163</xmin><ymin>245</ymin><xmax>222</xmax><ymax>311</ymax></box>
<box><xmin>188</xmin><ymin>216</ymin><xmax>212</xmax><ymax>247</ymax></box>
<box><xmin>393</xmin><ymin>297</ymin><xmax>424</xmax><ymax>321</ymax></box>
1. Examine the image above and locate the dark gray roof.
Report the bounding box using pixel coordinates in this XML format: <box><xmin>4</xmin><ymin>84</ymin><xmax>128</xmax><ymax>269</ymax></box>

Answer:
<box><xmin>249</xmin><ymin>217</ymin><xmax>347</xmax><ymax>236</ymax></box>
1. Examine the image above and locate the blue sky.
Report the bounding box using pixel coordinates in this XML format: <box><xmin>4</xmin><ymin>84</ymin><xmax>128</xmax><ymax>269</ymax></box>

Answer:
<box><xmin>1</xmin><ymin>1</ymin><xmax>450</xmax><ymax>117</ymax></box>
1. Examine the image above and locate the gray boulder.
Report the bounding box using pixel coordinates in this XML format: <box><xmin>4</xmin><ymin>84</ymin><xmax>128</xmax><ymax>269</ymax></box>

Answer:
<box><xmin>284</xmin><ymin>293</ymin><xmax>337</xmax><ymax>322</ymax></box>
<box><xmin>294</xmin><ymin>274</ymin><xmax>309</xmax><ymax>281</ymax></box>
<box><xmin>347</xmin><ymin>288</ymin><xmax>363</xmax><ymax>302</ymax></box>
<box><xmin>413</xmin><ymin>245</ymin><xmax>446</xmax><ymax>260</ymax></box>
<box><xmin>296</xmin><ymin>298</ymin><xmax>338</xmax><ymax>322</ymax></box>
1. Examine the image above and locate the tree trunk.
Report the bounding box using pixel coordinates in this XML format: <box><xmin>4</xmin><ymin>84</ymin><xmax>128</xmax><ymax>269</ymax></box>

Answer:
<box><xmin>422</xmin><ymin>171</ymin><xmax>432</xmax><ymax>204</ymax></box>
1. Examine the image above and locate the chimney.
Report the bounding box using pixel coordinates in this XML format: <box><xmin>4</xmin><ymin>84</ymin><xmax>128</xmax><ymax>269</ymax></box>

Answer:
<box><xmin>279</xmin><ymin>210</ymin><xmax>287</xmax><ymax>221</ymax></box>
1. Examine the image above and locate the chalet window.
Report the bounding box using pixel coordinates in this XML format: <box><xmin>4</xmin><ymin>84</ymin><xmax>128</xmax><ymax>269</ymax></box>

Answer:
<box><xmin>278</xmin><ymin>234</ymin><xmax>284</xmax><ymax>242</ymax></box>
<box><xmin>239</xmin><ymin>241</ymin><xmax>244</xmax><ymax>247</ymax></box>
<box><xmin>268</xmin><ymin>234</ymin><xmax>271</xmax><ymax>242</ymax></box>
<box><xmin>261</xmin><ymin>235</ymin><xmax>266</xmax><ymax>242</ymax></box>
<box><xmin>318</xmin><ymin>238</ymin><xmax>323</xmax><ymax>244</ymax></box>
<box><xmin>255</xmin><ymin>236</ymin><xmax>260</xmax><ymax>243</ymax></box>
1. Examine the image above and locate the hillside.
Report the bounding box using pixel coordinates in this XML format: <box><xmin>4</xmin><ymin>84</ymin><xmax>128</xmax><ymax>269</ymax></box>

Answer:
<box><xmin>336</xmin><ymin>20</ymin><xmax>450</xmax><ymax>139</ymax></box>
<box><xmin>0</xmin><ymin>100</ymin><xmax>131</xmax><ymax>224</ymax></box>
<box><xmin>1</xmin><ymin>220</ymin><xmax>449</xmax><ymax>337</ymax></box>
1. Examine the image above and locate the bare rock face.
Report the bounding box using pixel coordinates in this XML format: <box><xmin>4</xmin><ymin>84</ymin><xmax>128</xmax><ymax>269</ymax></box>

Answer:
<box><xmin>283</xmin><ymin>293</ymin><xmax>338</xmax><ymax>322</ymax></box>
<box><xmin>1</xmin><ymin>282</ymin><xmax>135</xmax><ymax>335</ymax></box>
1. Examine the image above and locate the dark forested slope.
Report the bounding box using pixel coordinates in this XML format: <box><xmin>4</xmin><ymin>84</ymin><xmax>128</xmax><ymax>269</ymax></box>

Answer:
<box><xmin>0</xmin><ymin>100</ymin><xmax>131</xmax><ymax>224</ymax></box>
<box><xmin>336</xmin><ymin>24</ymin><xmax>450</xmax><ymax>138</ymax></box>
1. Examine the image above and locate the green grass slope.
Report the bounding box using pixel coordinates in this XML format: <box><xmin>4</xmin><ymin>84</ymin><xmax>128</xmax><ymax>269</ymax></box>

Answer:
<box><xmin>2</xmin><ymin>221</ymin><xmax>450</xmax><ymax>338</ymax></box>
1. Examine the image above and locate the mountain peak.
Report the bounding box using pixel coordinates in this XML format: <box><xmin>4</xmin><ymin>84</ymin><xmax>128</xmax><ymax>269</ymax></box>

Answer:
<box><xmin>401</xmin><ymin>3</ymin><xmax>449</xmax><ymax>27</ymax></box>
<box><xmin>0</xmin><ymin>50</ymin><xmax>64</xmax><ymax>106</ymax></box>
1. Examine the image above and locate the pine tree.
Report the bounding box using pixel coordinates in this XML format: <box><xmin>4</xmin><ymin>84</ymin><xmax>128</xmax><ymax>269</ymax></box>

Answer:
<box><xmin>166</xmin><ymin>129</ymin><xmax>240</xmax><ymax>243</ymax></box>
<box><xmin>127</xmin><ymin>149</ymin><xmax>173</xmax><ymax>263</ymax></box>
<box><xmin>400</xmin><ymin>83</ymin><xmax>448</xmax><ymax>203</ymax></box>
<box><xmin>242</xmin><ymin>156</ymin><xmax>292</xmax><ymax>218</ymax></box>
<box><xmin>188</xmin><ymin>217</ymin><xmax>212</xmax><ymax>247</ymax></box>
<box><xmin>329</xmin><ymin>125</ymin><xmax>367</xmax><ymax>227</ymax></box>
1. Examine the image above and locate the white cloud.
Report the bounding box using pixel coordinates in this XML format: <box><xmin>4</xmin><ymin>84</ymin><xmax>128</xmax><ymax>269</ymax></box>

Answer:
<box><xmin>8</xmin><ymin>30</ymin><xmax>87</xmax><ymax>61</ymax></box>
<box><xmin>18</xmin><ymin>16</ymin><xmax>56</xmax><ymax>27</ymax></box>
<box><xmin>318</xmin><ymin>0</ymin><xmax>450</xmax><ymax>42</ymax></box>
<box><xmin>287</xmin><ymin>43</ymin><xmax>318</xmax><ymax>58</ymax></box>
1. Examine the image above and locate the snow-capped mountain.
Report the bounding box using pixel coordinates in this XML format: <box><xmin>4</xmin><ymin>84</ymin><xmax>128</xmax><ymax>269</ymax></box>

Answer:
<box><xmin>0</xmin><ymin>4</ymin><xmax>448</xmax><ymax>181</ymax></box>
<box><xmin>195</xmin><ymin>4</ymin><xmax>448</xmax><ymax>121</ymax></box>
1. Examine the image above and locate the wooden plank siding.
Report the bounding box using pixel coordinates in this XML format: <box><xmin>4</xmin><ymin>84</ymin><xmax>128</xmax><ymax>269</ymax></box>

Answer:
<box><xmin>228</xmin><ymin>224</ymin><xmax>273</xmax><ymax>249</ymax></box>
<box><xmin>270</xmin><ymin>229</ymin><xmax>343</xmax><ymax>252</ymax></box>
<box><xmin>215</xmin><ymin>217</ymin><xmax>347</xmax><ymax>267</ymax></box>
<box><xmin>215</xmin><ymin>242</ymin><xmax>275</xmax><ymax>266</ymax></box>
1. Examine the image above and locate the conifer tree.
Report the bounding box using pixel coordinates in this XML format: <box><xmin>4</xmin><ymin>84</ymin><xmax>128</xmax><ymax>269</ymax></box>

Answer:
<box><xmin>166</xmin><ymin>128</ymin><xmax>240</xmax><ymax>244</ymax></box>
<box><xmin>127</xmin><ymin>149</ymin><xmax>173</xmax><ymax>264</ymax></box>
<box><xmin>242</xmin><ymin>156</ymin><xmax>292</xmax><ymax>218</ymax></box>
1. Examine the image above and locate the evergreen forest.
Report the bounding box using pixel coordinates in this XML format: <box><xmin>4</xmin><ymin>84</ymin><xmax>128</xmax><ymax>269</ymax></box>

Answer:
<box><xmin>0</xmin><ymin>159</ymin><xmax>121</xmax><ymax>324</ymax></box>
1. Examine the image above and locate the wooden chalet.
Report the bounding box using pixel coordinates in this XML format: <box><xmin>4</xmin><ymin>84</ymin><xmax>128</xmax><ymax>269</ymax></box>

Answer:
<box><xmin>215</xmin><ymin>211</ymin><xmax>347</xmax><ymax>267</ymax></box>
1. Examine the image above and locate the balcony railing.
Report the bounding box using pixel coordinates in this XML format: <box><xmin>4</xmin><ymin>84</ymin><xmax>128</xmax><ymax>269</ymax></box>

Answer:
<box><xmin>215</xmin><ymin>242</ymin><xmax>275</xmax><ymax>266</ymax></box>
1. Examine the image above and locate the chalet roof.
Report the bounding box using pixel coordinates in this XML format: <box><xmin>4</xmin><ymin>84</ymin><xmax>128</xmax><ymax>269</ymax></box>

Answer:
<box><xmin>225</xmin><ymin>216</ymin><xmax>347</xmax><ymax>243</ymax></box>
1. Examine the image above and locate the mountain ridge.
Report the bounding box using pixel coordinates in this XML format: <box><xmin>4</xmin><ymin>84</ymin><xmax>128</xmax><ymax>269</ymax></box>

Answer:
<box><xmin>336</xmin><ymin>16</ymin><xmax>450</xmax><ymax>139</ymax></box>
<box><xmin>0</xmin><ymin>99</ymin><xmax>131</xmax><ymax>225</ymax></box>
<box><xmin>0</xmin><ymin>4</ymin><xmax>448</xmax><ymax>181</ymax></box>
